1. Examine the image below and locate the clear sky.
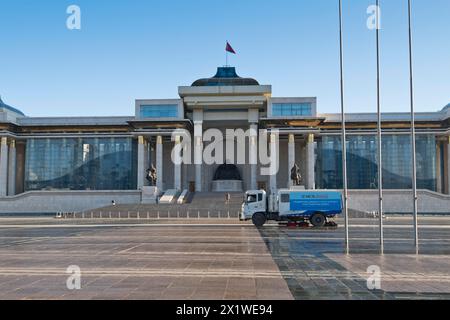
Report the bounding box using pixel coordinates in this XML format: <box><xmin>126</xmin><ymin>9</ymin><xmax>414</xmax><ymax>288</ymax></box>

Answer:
<box><xmin>1</xmin><ymin>0</ymin><xmax>449</xmax><ymax>117</ymax></box>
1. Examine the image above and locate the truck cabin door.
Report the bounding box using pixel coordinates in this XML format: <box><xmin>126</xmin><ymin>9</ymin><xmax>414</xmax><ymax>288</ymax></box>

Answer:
<box><xmin>245</xmin><ymin>192</ymin><xmax>265</xmax><ymax>212</ymax></box>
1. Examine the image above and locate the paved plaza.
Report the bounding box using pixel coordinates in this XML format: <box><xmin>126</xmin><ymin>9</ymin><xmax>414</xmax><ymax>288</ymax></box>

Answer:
<box><xmin>0</xmin><ymin>217</ymin><xmax>449</xmax><ymax>300</ymax></box>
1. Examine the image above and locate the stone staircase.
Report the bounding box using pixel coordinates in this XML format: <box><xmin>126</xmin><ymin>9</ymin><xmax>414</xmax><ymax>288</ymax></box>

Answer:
<box><xmin>75</xmin><ymin>192</ymin><xmax>244</xmax><ymax>219</ymax></box>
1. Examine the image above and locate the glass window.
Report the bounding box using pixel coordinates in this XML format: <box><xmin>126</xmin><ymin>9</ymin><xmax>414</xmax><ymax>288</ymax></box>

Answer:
<box><xmin>140</xmin><ymin>104</ymin><xmax>178</xmax><ymax>118</ymax></box>
<box><xmin>25</xmin><ymin>137</ymin><xmax>137</xmax><ymax>191</ymax></box>
<box><xmin>258</xmin><ymin>193</ymin><xmax>263</xmax><ymax>202</ymax></box>
<box><xmin>315</xmin><ymin>134</ymin><xmax>437</xmax><ymax>191</ymax></box>
<box><xmin>246</xmin><ymin>194</ymin><xmax>257</xmax><ymax>203</ymax></box>
<box><xmin>272</xmin><ymin>103</ymin><xmax>312</xmax><ymax>117</ymax></box>
<box><xmin>280</xmin><ymin>194</ymin><xmax>290</xmax><ymax>203</ymax></box>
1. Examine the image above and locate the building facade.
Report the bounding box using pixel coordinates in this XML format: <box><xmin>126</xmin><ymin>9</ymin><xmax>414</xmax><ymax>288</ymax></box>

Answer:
<box><xmin>1</xmin><ymin>67</ymin><xmax>450</xmax><ymax>213</ymax></box>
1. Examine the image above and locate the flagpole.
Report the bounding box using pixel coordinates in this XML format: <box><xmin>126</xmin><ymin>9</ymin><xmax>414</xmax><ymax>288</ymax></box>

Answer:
<box><xmin>339</xmin><ymin>0</ymin><xmax>350</xmax><ymax>255</ymax></box>
<box><xmin>376</xmin><ymin>0</ymin><xmax>384</xmax><ymax>255</ymax></box>
<box><xmin>407</xmin><ymin>0</ymin><xmax>419</xmax><ymax>255</ymax></box>
<box><xmin>226</xmin><ymin>40</ymin><xmax>229</xmax><ymax>67</ymax></box>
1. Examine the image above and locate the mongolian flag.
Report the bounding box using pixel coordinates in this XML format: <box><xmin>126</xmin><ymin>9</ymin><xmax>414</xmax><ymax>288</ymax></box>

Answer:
<box><xmin>225</xmin><ymin>42</ymin><xmax>236</xmax><ymax>54</ymax></box>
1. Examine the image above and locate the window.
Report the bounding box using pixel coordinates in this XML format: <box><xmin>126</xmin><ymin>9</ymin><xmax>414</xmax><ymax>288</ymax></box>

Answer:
<box><xmin>272</xmin><ymin>103</ymin><xmax>312</xmax><ymax>117</ymax></box>
<box><xmin>25</xmin><ymin>137</ymin><xmax>137</xmax><ymax>191</ymax></box>
<box><xmin>315</xmin><ymin>134</ymin><xmax>437</xmax><ymax>191</ymax></box>
<box><xmin>246</xmin><ymin>194</ymin><xmax>257</xmax><ymax>204</ymax></box>
<box><xmin>280</xmin><ymin>194</ymin><xmax>290</xmax><ymax>203</ymax></box>
<box><xmin>258</xmin><ymin>193</ymin><xmax>263</xmax><ymax>202</ymax></box>
<box><xmin>140</xmin><ymin>104</ymin><xmax>178</xmax><ymax>118</ymax></box>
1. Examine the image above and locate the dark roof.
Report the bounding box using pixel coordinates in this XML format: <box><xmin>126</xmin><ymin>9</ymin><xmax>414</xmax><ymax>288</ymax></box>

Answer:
<box><xmin>191</xmin><ymin>67</ymin><xmax>259</xmax><ymax>87</ymax></box>
<box><xmin>0</xmin><ymin>97</ymin><xmax>25</xmax><ymax>116</ymax></box>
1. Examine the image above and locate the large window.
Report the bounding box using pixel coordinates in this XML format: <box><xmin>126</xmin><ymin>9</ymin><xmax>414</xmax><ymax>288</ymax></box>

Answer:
<box><xmin>316</xmin><ymin>134</ymin><xmax>437</xmax><ymax>191</ymax></box>
<box><xmin>25</xmin><ymin>137</ymin><xmax>137</xmax><ymax>191</ymax></box>
<box><xmin>140</xmin><ymin>104</ymin><xmax>178</xmax><ymax>118</ymax></box>
<box><xmin>272</xmin><ymin>103</ymin><xmax>312</xmax><ymax>117</ymax></box>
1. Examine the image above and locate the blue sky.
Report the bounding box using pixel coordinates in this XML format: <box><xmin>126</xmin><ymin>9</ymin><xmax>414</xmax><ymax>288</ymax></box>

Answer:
<box><xmin>0</xmin><ymin>0</ymin><xmax>449</xmax><ymax>117</ymax></box>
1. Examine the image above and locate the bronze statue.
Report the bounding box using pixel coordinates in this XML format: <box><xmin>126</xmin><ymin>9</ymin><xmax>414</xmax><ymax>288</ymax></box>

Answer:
<box><xmin>290</xmin><ymin>164</ymin><xmax>302</xmax><ymax>186</ymax></box>
<box><xmin>146</xmin><ymin>164</ymin><xmax>157</xmax><ymax>186</ymax></box>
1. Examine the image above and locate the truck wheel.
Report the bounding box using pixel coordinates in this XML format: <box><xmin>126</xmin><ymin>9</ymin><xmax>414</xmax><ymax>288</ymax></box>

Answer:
<box><xmin>252</xmin><ymin>213</ymin><xmax>267</xmax><ymax>227</ymax></box>
<box><xmin>310</xmin><ymin>213</ymin><xmax>326</xmax><ymax>228</ymax></box>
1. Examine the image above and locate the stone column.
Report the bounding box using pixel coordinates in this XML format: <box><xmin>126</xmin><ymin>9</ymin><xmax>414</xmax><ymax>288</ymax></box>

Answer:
<box><xmin>173</xmin><ymin>135</ymin><xmax>182</xmax><ymax>190</ymax></box>
<box><xmin>0</xmin><ymin>137</ymin><xmax>8</xmax><ymax>197</ymax></box>
<box><xmin>194</xmin><ymin>109</ymin><xmax>203</xmax><ymax>192</ymax></box>
<box><xmin>288</xmin><ymin>134</ymin><xmax>295</xmax><ymax>188</ymax></box>
<box><xmin>137</xmin><ymin>136</ymin><xmax>145</xmax><ymax>189</ymax></box>
<box><xmin>306</xmin><ymin>133</ymin><xmax>315</xmax><ymax>190</ymax></box>
<box><xmin>436</xmin><ymin>141</ymin><xmax>442</xmax><ymax>193</ymax></box>
<box><xmin>269</xmin><ymin>133</ymin><xmax>278</xmax><ymax>193</ymax></box>
<box><xmin>156</xmin><ymin>135</ymin><xmax>164</xmax><ymax>191</ymax></box>
<box><xmin>249</xmin><ymin>123</ymin><xmax>258</xmax><ymax>190</ymax></box>
<box><xmin>447</xmin><ymin>136</ymin><xmax>450</xmax><ymax>195</ymax></box>
<box><xmin>8</xmin><ymin>139</ymin><xmax>16</xmax><ymax>196</ymax></box>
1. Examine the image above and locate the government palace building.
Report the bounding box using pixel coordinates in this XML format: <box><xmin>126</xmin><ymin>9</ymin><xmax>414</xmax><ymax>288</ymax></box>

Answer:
<box><xmin>0</xmin><ymin>67</ymin><xmax>449</xmax><ymax>214</ymax></box>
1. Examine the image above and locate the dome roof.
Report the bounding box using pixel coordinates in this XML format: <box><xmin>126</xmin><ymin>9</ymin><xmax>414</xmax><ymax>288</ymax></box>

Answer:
<box><xmin>192</xmin><ymin>67</ymin><xmax>259</xmax><ymax>87</ymax></box>
<box><xmin>0</xmin><ymin>96</ymin><xmax>25</xmax><ymax>116</ymax></box>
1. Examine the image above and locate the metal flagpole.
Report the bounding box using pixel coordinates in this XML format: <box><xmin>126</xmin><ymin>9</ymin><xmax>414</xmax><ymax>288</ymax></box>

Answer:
<box><xmin>339</xmin><ymin>0</ymin><xmax>349</xmax><ymax>254</ymax></box>
<box><xmin>376</xmin><ymin>0</ymin><xmax>384</xmax><ymax>254</ymax></box>
<box><xmin>407</xmin><ymin>0</ymin><xmax>419</xmax><ymax>254</ymax></box>
<box><xmin>225</xmin><ymin>40</ymin><xmax>228</xmax><ymax>67</ymax></box>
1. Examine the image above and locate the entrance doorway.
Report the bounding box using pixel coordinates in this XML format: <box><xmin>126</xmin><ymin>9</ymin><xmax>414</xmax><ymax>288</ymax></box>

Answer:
<box><xmin>257</xmin><ymin>181</ymin><xmax>267</xmax><ymax>191</ymax></box>
<box><xmin>189</xmin><ymin>181</ymin><xmax>196</xmax><ymax>193</ymax></box>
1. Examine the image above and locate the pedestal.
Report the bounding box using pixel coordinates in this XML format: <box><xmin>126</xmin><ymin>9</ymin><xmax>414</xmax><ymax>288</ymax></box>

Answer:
<box><xmin>211</xmin><ymin>180</ymin><xmax>243</xmax><ymax>192</ymax></box>
<box><xmin>141</xmin><ymin>186</ymin><xmax>161</xmax><ymax>204</ymax></box>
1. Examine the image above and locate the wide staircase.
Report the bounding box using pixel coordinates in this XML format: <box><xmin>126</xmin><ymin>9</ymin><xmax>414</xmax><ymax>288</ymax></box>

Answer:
<box><xmin>74</xmin><ymin>192</ymin><xmax>244</xmax><ymax>219</ymax></box>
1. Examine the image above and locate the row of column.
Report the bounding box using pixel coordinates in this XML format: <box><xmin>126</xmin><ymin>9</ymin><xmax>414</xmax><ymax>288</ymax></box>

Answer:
<box><xmin>137</xmin><ymin>135</ymin><xmax>177</xmax><ymax>191</ymax></box>
<box><xmin>135</xmin><ymin>133</ymin><xmax>450</xmax><ymax>194</ymax></box>
<box><xmin>0</xmin><ymin>137</ymin><xmax>16</xmax><ymax>197</ymax></box>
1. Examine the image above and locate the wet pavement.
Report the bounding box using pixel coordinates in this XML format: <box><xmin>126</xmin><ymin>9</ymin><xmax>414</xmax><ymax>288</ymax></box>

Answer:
<box><xmin>259</xmin><ymin>220</ymin><xmax>450</xmax><ymax>300</ymax></box>
<box><xmin>0</xmin><ymin>217</ymin><xmax>449</xmax><ymax>300</ymax></box>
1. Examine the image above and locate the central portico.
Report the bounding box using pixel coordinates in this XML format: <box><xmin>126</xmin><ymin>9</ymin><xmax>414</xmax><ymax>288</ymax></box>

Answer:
<box><xmin>133</xmin><ymin>66</ymin><xmax>316</xmax><ymax>193</ymax></box>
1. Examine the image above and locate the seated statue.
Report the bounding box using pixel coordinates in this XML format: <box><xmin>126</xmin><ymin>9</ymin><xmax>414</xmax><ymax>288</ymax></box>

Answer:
<box><xmin>290</xmin><ymin>164</ymin><xmax>302</xmax><ymax>186</ymax></box>
<box><xmin>213</xmin><ymin>162</ymin><xmax>242</xmax><ymax>181</ymax></box>
<box><xmin>146</xmin><ymin>164</ymin><xmax>157</xmax><ymax>186</ymax></box>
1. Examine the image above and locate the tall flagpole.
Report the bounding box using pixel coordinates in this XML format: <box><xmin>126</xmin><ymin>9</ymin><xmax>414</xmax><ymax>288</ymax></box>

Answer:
<box><xmin>376</xmin><ymin>0</ymin><xmax>384</xmax><ymax>254</ymax></box>
<box><xmin>339</xmin><ymin>0</ymin><xmax>349</xmax><ymax>254</ymax></box>
<box><xmin>407</xmin><ymin>0</ymin><xmax>419</xmax><ymax>254</ymax></box>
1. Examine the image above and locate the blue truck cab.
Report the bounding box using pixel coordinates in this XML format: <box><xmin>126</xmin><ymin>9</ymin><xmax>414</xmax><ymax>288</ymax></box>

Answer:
<box><xmin>241</xmin><ymin>189</ymin><xmax>343</xmax><ymax>227</ymax></box>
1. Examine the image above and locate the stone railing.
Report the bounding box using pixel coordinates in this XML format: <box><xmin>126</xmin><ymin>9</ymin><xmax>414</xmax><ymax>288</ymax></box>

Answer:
<box><xmin>0</xmin><ymin>190</ymin><xmax>141</xmax><ymax>214</ymax></box>
<box><xmin>348</xmin><ymin>189</ymin><xmax>450</xmax><ymax>214</ymax></box>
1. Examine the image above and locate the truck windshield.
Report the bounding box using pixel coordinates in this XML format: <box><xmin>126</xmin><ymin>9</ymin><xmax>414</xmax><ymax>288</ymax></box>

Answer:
<box><xmin>245</xmin><ymin>194</ymin><xmax>257</xmax><ymax>204</ymax></box>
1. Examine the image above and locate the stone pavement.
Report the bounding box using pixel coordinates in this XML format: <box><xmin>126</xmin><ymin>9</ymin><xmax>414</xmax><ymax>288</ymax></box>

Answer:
<box><xmin>0</xmin><ymin>224</ymin><xmax>292</xmax><ymax>300</ymax></box>
<box><xmin>1</xmin><ymin>217</ymin><xmax>450</xmax><ymax>300</ymax></box>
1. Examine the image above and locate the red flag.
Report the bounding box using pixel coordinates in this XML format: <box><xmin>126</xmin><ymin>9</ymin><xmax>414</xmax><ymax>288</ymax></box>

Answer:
<box><xmin>226</xmin><ymin>42</ymin><xmax>236</xmax><ymax>54</ymax></box>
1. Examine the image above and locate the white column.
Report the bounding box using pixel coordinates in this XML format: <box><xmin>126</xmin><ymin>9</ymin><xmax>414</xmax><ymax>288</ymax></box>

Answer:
<box><xmin>156</xmin><ymin>135</ymin><xmax>164</xmax><ymax>191</ymax></box>
<box><xmin>174</xmin><ymin>135</ymin><xmax>182</xmax><ymax>190</ymax></box>
<box><xmin>8</xmin><ymin>139</ymin><xmax>16</xmax><ymax>196</ymax></box>
<box><xmin>249</xmin><ymin>123</ymin><xmax>258</xmax><ymax>190</ymax></box>
<box><xmin>194</xmin><ymin>110</ymin><xmax>203</xmax><ymax>192</ymax></box>
<box><xmin>306</xmin><ymin>133</ymin><xmax>315</xmax><ymax>190</ymax></box>
<box><xmin>269</xmin><ymin>133</ymin><xmax>277</xmax><ymax>193</ymax></box>
<box><xmin>447</xmin><ymin>136</ymin><xmax>450</xmax><ymax>195</ymax></box>
<box><xmin>288</xmin><ymin>134</ymin><xmax>295</xmax><ymax>188</ymax></box>
<box><xmin>0</xmin><ymin>137</ymin><xmax>8</xmax><ymax>197</ymax></box>
<box><xmin>137</xmin><ymin>136</ymin><xmax>145</xmax><ymax>189</ymax></box>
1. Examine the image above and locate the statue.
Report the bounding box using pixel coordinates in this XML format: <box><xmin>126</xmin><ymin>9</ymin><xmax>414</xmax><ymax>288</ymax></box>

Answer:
<box><xmin>290</xmin><ymin>164</ymin><xmax>302</xmax><ymax>186</ymax></box>
<box><xmin>146</xmin><ymin>164</ymin><xmax>157</xmax><ymax>186</ymax></box>
<box><xmin>213</xmin><ymin>162</ymin><xmax>242</xmax><ymax>181</ymax></box>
